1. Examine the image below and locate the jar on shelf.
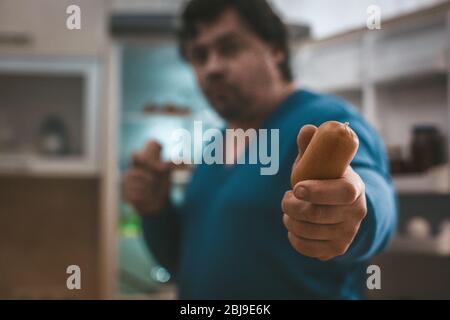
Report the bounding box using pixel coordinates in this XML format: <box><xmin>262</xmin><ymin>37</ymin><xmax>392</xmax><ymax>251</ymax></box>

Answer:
<box><xmin>410</xmin><ymin>125</ymin><xmax>446</xmax><ymax>172</ymax></box>
<box><xmin>37</xmin><ymin>115</ymin><xmax>70</xmax><ymax>156</ymax></box>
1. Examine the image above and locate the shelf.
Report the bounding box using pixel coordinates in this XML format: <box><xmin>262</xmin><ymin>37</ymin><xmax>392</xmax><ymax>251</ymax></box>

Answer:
<box><xmin>320</xmin><ymin>83</ymin><xmax>363</xmax><ymax>94</ymax></box>
<box><xmin>374</xmin><ymin>66</ymin><xmax>447</xmax><ymax>91</ymax></box>
<box><xmin>373</xmin><ymin>47</ymin><xmax>447</xmax><ymax>82</ymax></box>
<box><xmin>328</xmin><ymin>86</ymin><xmax>363</xmax><ymax>94</ymax></box>
<box><xmin>393</xmin><ymin>164</ymin><xmax>450</xmax><ymax>194</ymax></box>
<box><xmin>0</xmin><ymin>153</ymin><xmax>98</xmax><ymax>177</ymax></box>
<box><xmin>388</xmin><ymin>234</ymin><xmax>450</xmax><ymax>257</ymax></box>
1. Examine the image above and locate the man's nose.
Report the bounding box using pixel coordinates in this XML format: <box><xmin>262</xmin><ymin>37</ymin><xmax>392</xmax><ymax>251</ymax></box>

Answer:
<box><xmin>204</xmin><ymin>52</ymin><xmax>226</xmax><ymax>77</ymax></box>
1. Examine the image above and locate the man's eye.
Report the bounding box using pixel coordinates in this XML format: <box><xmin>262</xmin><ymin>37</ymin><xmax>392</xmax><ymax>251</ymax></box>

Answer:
<box><xmin>191</xmin><ymin>49</ymin><xmax>208</xmax><ymax>65</ymax></box>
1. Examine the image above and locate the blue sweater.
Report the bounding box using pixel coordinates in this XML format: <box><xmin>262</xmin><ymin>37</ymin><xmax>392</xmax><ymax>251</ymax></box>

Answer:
<box><xmin>142</xmin><ymin>89</ymin><xmax>398</xmax><ymax>299</ymax></box>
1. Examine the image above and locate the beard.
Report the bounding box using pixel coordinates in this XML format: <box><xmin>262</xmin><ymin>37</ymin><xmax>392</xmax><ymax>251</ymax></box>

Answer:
<box><xmin>203</xmin><ymin>81</ymin><xmax>253</xmax><ymax>122</ymax></box>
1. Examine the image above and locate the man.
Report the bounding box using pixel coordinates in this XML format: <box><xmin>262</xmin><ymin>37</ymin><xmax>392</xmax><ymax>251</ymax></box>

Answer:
<box><xmin>123</xmin><ymin>0</ymin><xmax>397</xmax><ymax>299</ymax></box>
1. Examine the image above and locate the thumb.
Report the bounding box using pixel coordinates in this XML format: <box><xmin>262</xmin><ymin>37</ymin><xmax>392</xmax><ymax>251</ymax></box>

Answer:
<box><xmin>295</xmin><ymin>124</ymin><xmax>317</xmax><ymax>163</ymax></box>
<box><xmin>138</xmin><ymin>140</ymin><xmax>169</xmax><ymax>173</ymax></box>
<box><xmin>143</xmin><ymin>140</ymin><xmax>163</xmax><ymax>162</ymax></box>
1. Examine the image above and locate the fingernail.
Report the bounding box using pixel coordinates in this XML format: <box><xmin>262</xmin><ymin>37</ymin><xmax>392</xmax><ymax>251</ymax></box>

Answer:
<box><xmin>294</xmin><ymin>186</ymin><xmax>308</xmax><ymax>199</ymax></box>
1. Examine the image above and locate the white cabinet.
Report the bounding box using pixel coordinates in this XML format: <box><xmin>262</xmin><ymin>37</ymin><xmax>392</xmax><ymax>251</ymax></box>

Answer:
<box><xmin>0</xmin><ymin>56</ymin><xmax>102</xmax><ymax>176</ymax></box>
<box><xmin>0</xmin><ymin>0</ymin><xmax>107</xmax><ymax>56</ymax></box>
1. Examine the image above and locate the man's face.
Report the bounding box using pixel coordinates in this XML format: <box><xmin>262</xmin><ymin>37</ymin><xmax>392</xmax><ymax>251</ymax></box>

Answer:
<box><xmin>185</xmin><ymin>8</ymin><xmax>285</xmax><ymax>122</ymax></box>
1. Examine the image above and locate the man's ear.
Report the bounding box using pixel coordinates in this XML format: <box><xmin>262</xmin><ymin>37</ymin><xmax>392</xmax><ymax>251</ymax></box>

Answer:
<box><xmin>270</xmin><ymin>45</ymin><xmax>285</xmax><ymax>65</ymax></box>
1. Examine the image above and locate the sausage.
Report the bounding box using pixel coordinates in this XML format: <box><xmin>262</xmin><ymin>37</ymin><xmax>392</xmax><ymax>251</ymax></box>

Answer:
<box><xmin>291</xmin><ymin>121</ymin><xmax>359</xmax><ymax>187</ymax></box>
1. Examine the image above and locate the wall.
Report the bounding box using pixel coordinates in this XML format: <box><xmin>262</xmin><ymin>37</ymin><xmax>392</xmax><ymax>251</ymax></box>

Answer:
<box><xmin>273</xmin><ymin>0</ymin><xmax>447</xmax><ymax>38</ymax></box>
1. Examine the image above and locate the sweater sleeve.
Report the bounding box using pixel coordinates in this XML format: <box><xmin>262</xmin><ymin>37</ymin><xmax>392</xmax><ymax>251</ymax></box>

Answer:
<box><xmin>333</xmin><ymin>112</ymin><xmax>398</xmax><ymax>264</ymax></box>
<box><xmin>141</xmin><ymin>202</ymin><xmax>181</xmax><ymax>278</ymax></box>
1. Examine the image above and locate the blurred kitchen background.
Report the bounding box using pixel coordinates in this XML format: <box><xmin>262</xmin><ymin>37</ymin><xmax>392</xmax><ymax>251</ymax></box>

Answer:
<box><xmin>1</xmin><ymin>0</ymin><xmax>450</xmax><ymax>299</ymax></box>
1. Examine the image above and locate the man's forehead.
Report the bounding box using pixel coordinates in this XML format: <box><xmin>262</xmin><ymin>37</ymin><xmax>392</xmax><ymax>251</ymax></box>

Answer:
<box><xmin>191</xmin><ymin>8</ymin><xmax>250</xmax><ymax>46</ymax></box>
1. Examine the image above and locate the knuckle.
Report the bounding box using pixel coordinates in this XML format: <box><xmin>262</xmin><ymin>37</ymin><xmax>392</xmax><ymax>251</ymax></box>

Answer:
<box><xmin>288</xmin><ymin>218</ymin><xmax>303</xmax><ymax>237</ymax></box>
<box><xmin>359</xmin><ymin>179</ymin><xmax>366</xmax><ymax>193</ymax></box>
<box><xmin>356</xmin><ymin>204</ymin><xmax>368</xmax><ymax>219</ymax></box>
<box><xmin>287</xmin><ymin>232</ymin><xmax>300</xmax><ymax>248</ymax></box>
<box><xmin>132</xmin><ymin>152</ymin><xmax>142</xmax><ymax>163</ymax></box>
<box><xmin>343</xmin><ymin>230</ymin><xmax>354</xmax><ymax>243</ymax></box>
<box><xmin>342</xmin><ymin>224</ymin><xmax>358</xmax><ymax>241</ymax></box>
<box><xmin>283</xmin><ymin>193</ymin><xmax>309</xmax><ymax>218</ymax></box>
<box><xmin>343</xmin><ymin>181</ymin><xmax>359</xmax><ymax>203</ymax></box>
<box><xmin>288</xmin><ymin>233</ymin><xmax>307</xmax><ymax>255</ymax></box>
<box><xmin>357</xmin><ymin>175</ymin><xmax>366</xmax><ymax>193</ymax></box>
<box><xmin>131</xmin><ymin>151</ymin><xmax>142</xmax><ymax>161</ymax></box>
<box><xmin>289</xmin><ymin>234</ymin><xmax>320</xmax><ymax>258</ymax></box>
<box><xmin>145</xmin><ymin>140</ymin><xmax>161</xmax><ymax>154</ymax></box>
<box><xmin>282</xmin><ymin>214</ymin><xmax>290</xmax><ymax>230</ymax></box>
<box><xmin>303</xmin><ymin>203</ymin><xmax>315</xmax><ymax>221</ymax></box>
<box><xmin>145</xmin><ymin>139</ymin><xmax>158</xmax><ymax>148</ymax></box>
<box><xmin>331</xmin><ymin>241</ymin><xmax>348</xmax><ymax>256</ymax></box>
<box><xmin>337</xmin><ymin>243</ymin><xmax>349</xmax><ymax>256</ymax></box>
<box><xmin>359</xmin><ymin>202</ymin><xmax>367</xmax><ymax>219</ymax></box>
<box><xmin>281</xmin><ymin>192</ymin><xmax>292</xmax><ymax>213</ymax></box>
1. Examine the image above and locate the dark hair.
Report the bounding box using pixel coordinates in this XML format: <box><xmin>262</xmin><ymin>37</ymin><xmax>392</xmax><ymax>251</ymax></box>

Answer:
<box><xmin>178</xmin><ymin>0</ymin><xmax>293</xmax><ymax>82</ymax></box>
